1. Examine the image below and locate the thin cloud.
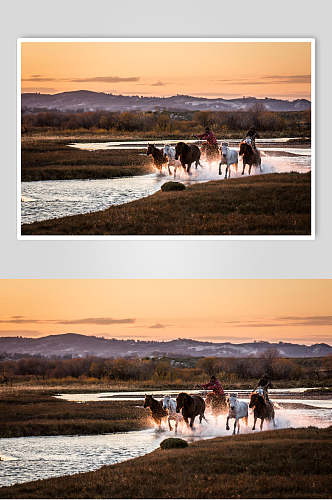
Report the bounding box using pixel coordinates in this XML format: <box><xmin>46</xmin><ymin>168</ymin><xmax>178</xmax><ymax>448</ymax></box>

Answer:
<box><xmin>57</xmin><ymin>317</ymin><xmax>136</xmax><ymax>325</ymax></box>
<box><xmin>224</xmin><ymin>315</ymin><xmax>332</xmax><ymax>328</ymax></box>
<box><xmin>0</xmin><ymin>316</ymin><xmax>135</xmax><ymax>326</ymax></box>
<box><xmin>22</xmin><ymin>87</ymin><xmax>56</xmax><ymax>93</ymax></box>
<box><xmin>70</xmin><ymin>76</ymin><xmax>140</xmax><ymax>83</ymax></box>
<box><xmin>0</xmin><ymin>329</ymin><xmax>42</xmax><ymax>337</ymax></box>
<box><xmin>216</xmin><ymin>74</ymin><xmax>310</xmax><ymax>85</ymax></box>
<box><xmin>151</xmin><ymin>81</ymin><xmax>167</xmax><ymax>87</ymax></box>
<box><xmin>149</xmin><ymin>323</ymin><xmax>169</xmax><ymax>329</ymax></box>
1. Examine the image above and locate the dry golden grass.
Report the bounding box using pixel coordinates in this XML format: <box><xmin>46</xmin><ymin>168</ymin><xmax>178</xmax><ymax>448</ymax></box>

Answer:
<box><xmin>0</xmin><ymin>390</ymin><xmax>149</xmax><ymax>438</ymax></box>
<box><xmin>22</xmin><ymin>172</ymin><xmax>311</xmax><ymax>236</ymax></box>
<box><xmin>1</xmin><ymin>427</ymin><xmax>331</xmax><ymax>498</ymax></box>
<box><xmin>21</xmin><ymin>139</ymin><xmax>153</xmax><ymax>181</ymax></box>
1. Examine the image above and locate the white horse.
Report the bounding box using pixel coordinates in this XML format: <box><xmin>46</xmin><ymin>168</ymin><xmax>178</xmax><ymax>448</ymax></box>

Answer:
<box><xmin>219</xmin><ymin>142</ymin><xmax>238</xmax><ymax>179</ymax></box>
<box><xmin>162</xmin><ymin>395</ymin><xmax>183</xmax><ymax>432</ymax></box>
<box><xmin>226</xmin><ymin>394</ymin><xmax>248</xmax><ymax>435</ymax></box>
<box><xmin>163</xmin><ymin>145</ymin><xmax>181</xmax><ymax>177</ymax></box>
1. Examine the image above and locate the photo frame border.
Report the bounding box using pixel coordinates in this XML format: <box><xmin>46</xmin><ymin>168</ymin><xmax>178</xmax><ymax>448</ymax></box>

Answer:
<box><xmin>17</xmin><ymin>37</ymin><xmax>315</xmax><ymax>241</ymax></box>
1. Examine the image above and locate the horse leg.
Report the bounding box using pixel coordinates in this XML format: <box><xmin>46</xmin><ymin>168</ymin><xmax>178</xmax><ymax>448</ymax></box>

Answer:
<box><xmin>242</xmin><ymin>163</ymin><xmax>245</xmax><ymax>175</ymax></box>
<box><xmin>183</xmin><ymin>416</ymin><xmax>190</xmax><ymax>428</ymax></box>
<box><xmin>225</xmin><ymin>165</ymin><xmax>228</xmax><ymax>179</ymax></box>
<box><xmin>249</xmin><ymin>164</ymin><xmax>252</xmax><ymax>175</ymax></box>
<box><xmin>260</xmin><ymin>418</ymin><xmax>264</xmax><ymax>431</ymax></box>
<box><xmin>244</xmin><ymin>416</ymin><xmax>248</xmax><ymax>426</ymax></box>
<box><xmin>190</xmin><ymin>416</ymin><xmax>195</xmax><ymax>429</ymax></box>
<box><xmin>235</xmin><ymin>162</ymin><xmax>238</xmax><ymax>174</ymax></box>
<box><xmin>237</xmin><ymin>420</ymin><xmax>240</xmax><ymax>434</ymax></box>
<box><xmin>233</xmin><ymin>418</ymin><xmax>237</xmax><ymax>435</ymax></box>
<box><xmin>226</xmin><ymin>416</ymin><xmax>230</xmax><ymax>430</ymax></box>
<box><xmin>168</xmin><ymin>416</ymin><xmax>173</xmax><ymax>432</ymax></box>
<box><xmin>219</xmin><ymin>161</ymin><xmax>222</xmax><ymax>176</ymax></box>
<box><xmin>252</xmin><ymin>416</ymin><xmax>257</xmax><ymax>430</ymax></box>
<box><xmin>168</xmin><ymin>163</ymin><xmax>171</xmax><ymax>176</ymax></box>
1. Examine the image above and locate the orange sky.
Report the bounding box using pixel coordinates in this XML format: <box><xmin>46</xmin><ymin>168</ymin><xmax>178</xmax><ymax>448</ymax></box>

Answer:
<box><xmin>21</xmin><ymin>41</ymin><xmax>311</xmax><ymax>100</ymax></box>
<box><xmin>0</xmin><ymin>280</ymin><xmax>330</xmax><ymax>345</ymax></box>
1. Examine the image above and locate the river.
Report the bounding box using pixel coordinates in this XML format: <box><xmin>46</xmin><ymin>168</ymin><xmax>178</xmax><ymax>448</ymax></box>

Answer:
<box><xmin>1</xmin><ymin>388</ymin><xmax>330</xmax><ymax>487</ymax></box>
<box><xmin>21</xmin><ymin>139</ymin><xmax>311</xmax><ymax>225</ymax></box>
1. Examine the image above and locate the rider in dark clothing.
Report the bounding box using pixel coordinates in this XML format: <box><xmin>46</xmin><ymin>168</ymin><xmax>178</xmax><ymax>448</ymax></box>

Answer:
<box><xmin>255</xmin><ymin>373</ymin><xmax>272</xmax><ymax>403</ymax></box>
<box><xmin>243</xmin><ymin>127</ymin><xmax>260</xmax><ymax>151</ymax></box>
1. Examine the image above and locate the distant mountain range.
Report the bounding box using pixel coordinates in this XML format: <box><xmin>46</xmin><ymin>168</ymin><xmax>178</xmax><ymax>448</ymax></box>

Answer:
<box><xmin>0</xmin><ymin>334</ymin><xmax>330</xmax><ymax>359</ymax></box>
<box><xmin>21</xmin><ymin>91</ymin><xmax>311</xmax><ymax>113</ymax></box>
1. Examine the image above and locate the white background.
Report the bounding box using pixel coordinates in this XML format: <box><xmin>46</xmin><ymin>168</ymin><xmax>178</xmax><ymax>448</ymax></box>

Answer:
<box><xmin>0</xmin><ymin>0</ymin><xmax>331</xmax><ymax>278</ymax></box>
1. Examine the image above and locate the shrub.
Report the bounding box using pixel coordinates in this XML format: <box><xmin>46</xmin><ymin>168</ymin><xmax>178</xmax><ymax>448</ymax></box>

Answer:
<box><xmin>161</xmin><ymin>181</ymin><xmax>186</xmax><ymax>192</ymax></box>
<box><xmin>160</xmin><ymin>438</ymin><xmax>188</xmax><ymax>449</ymax></box>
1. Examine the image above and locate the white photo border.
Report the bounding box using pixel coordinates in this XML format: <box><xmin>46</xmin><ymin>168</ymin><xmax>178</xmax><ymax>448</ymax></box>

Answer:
<box><xmin>17</xmin><ymin>37</ymin><xmax>315</xmax><ymax>241</ymax></box>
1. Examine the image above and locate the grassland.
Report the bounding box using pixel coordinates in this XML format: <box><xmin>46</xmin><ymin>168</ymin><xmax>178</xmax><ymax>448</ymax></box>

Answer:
<box><xmin>21</xmin><ymin>138</ymin><xmax>152</xmax><ymax>181</ymax></box>
<box><xmin>22</xmin><ymin>172</ymin><xmax>311</xmax><ymax>236</ymax></box>
<box><xmin>1</xmin><ymin>427</ymin><xmax>331</xmax><ymax>498</ymax></box>
<box><xmin>0</xmin><ymin>390</ymin><xmax>149</xmax><ymax>438</ymax></box>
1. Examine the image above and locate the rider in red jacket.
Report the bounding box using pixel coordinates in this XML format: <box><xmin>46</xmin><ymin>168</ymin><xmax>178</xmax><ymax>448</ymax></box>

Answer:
<box><xmin>201</xmin><ymin>375</ymin><xmax>225</xmax><ymax>396</ymax></box>
<box><xmin>197</xmin><ymin>126</ymin><xmax>218</xmax><ymax>146</ymax></box>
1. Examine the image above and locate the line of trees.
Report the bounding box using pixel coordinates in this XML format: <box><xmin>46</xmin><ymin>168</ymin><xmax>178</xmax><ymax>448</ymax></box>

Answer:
<box><xmin>21</xmin><ymin>109</ymin><xmax>311</xmax><ymax>136</ymax></box>
<box><xmin>1</xmin><ymin>350</ymin><xmax>330</xmax><ymax>385</ymax></box>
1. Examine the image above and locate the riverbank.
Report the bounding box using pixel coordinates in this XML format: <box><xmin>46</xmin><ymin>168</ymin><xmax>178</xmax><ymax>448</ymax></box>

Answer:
<box><xmin>21</xmin><ymin>138</ymin><xmax>153</xmax><ymax>181</ymax></box>
<box><xmin>22</xmin><ymin>172</ymin><xmax>311</xmax><ymax>236</ymax></box>
<box><xmin>1</xmin><ymin>427</ymin><xmax>331</xmax><ymax>498</ymax></box>
<box><xmin>0</xmin><ymin>390</ymin><xmax>149</xmax><ymax>438</ymax></box>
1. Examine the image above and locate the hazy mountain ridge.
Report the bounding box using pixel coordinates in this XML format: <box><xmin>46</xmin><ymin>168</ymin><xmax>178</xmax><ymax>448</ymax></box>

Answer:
<box><xmin>0</xmin><ymin>333</ymin><xmax>330</xmax><ymax>358</ymax></box>
<box><xmin>21</xmin><ymin>91</ymin><xmax>311</xmax><ymax>113</ymax></box>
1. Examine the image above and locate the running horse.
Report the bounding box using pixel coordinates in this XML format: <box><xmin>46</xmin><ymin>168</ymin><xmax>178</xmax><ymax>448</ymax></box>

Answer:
<box><xmin>249</xmin><ymin>390</ymin><xmax>276</xmax><ymax>431</ymax></box>
<box><xmin>143</xmin><ymin>394</ymin><xmax>167</xmax><ymax>429</ymax></box>
<box><xmin>226</xmin><ymin>394</ymin><xmax>248</xmax><ymax>435</ymax></box>
<box><xmin>175</xmin><ymin>142</ymin><xmax>203</xmax><ymax>174</ymax></box>
<box><xmin>239</xmin><ymin>142</ymin><xmax>262</xmax><ymax>175</ymax></box>
<box><xmin>146</xmin><ymin>144</ymin><xmax>170</xmax><ymax>174</ymax></box>
<box><xmin>176</xmin><ymin>392</ymin><xmax>206</xmax><ymax>429</ymax></box>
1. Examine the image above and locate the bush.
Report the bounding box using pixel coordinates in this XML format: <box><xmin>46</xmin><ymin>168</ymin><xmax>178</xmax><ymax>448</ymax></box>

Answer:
<box><xmin>160</xmin><ymin>438</ymin><xmax>188</xmax><ymax>449</ymax></box>
<box><xmin>161</xmin><ymin>181</ymin><xmax>186</xmax><ymax>192</ymax></box>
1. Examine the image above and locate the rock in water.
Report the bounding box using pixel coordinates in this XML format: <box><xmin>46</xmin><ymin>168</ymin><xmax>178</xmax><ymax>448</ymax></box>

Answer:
<box><xmin>160</xmin><ymin>438</ymin><xmax>188</xmax><ymax>449</ymax></box>
<box><xmin>161</xmin><ymin>181</ymin><xmax>186</xmax><ymax>192</ymax></box>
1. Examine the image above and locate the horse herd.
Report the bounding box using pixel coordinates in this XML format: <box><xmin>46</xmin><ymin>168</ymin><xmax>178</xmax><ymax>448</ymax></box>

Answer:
<box><xmin>146</xmin><ymin>141</ymin><xmax>262</xmax><ymax>179</ymax></box>
<box><xmin>144</xmin><ymin>390</ymin><xmax>275</xmax><ymax>436</ymax></box>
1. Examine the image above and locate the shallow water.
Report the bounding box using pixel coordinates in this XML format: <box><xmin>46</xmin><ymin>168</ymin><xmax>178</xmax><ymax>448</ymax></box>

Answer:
<box><xmin>21</xmin><ymin>142</ymin><xmax>311</xmax><ymax>224</ymax></box>
<box><xmin>1</xmin><ymin>401</ymin><xmax>330</xmax><ymax>487</ymax></box>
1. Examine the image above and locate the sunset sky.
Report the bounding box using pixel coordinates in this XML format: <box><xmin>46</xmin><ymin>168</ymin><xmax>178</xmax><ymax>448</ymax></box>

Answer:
<box><xmin>0</xmin><ymin>280</ymin><xmax>330</xmax><ymax>345</ymax></box>
<box><xmin>21</xmin><ymin>41</ymin><xmax>312</xmax><ymax>100</ymax></box>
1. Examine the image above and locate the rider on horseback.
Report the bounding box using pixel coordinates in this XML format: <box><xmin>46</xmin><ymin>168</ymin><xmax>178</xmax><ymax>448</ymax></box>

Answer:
<box><xmin>197</xmin><ymin>126</ymin><xmax>218</xmax><ymax>146</ymax></box>
<box><xmin>242</xmin><ymin>126</ymin><xmax>260</xmax><ymax>152</ymax></box>
<box><xmin>255</xmin><ymin>373</ymin><xmax>272</xmax><ymax>403</ymax></box>
<box><xmin>201</xmin><ymin>375</ymin><xmax>225</xmax><ymax>398</ymax></box>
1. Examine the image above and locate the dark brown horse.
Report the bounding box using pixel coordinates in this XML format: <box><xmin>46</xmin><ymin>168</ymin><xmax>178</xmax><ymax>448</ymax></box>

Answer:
<box><xmin>176</xmin><ymin>392</ymin><xmax>206</xmax><ymax>429</ymax></box>
<box><xmin>143</xmin><ymin>394</ymin><xmax>167</xmax><ymax>429</ymax></box>
<box><xmin>175</xmin><ymin>142</ymin><xmax>202</xmax><ymax>174</ymax></box>
<box><xmin>146</xmin><ymin>144</ymin><xmax>170</xmax><ymax>174</ymax></box>
<box><xmin>239</xmin><ymin>142</ymin><xmax>262</xmax><ymax>175</ymax></box>
<box><xmin>249</xmin><ymin>392</ymin><xmax>275</xmax><ymax>431</ymax></box>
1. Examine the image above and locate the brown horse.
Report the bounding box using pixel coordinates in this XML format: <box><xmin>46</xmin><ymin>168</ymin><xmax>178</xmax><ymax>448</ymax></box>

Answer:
<box><xmin>143</xmin><ymin>394</ymin><xmax>167</xmax><ymax>429</ymax></box>
<box><xmin>249</xmin><ymin>392</ymin><xmax>275</xmax><ymax>431</ymax></box>
<box><xmin>239</xmin><ymin>142</ymin><xmax>262</xmax><ymax>175</ymax></box>
<box><xmin>175</xmin><ymin>142</ymin><xmax>202</xmax><ymax>174</ymax></box>
<box><xmin>176</xmin><ymin>392</ymin><xmax>206</xmax><ymax>429</ymax></box>
<box><xmin>146</xmin><ymin>144</ymin><xmax>170</xmax><ymax>174</ymax></box>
